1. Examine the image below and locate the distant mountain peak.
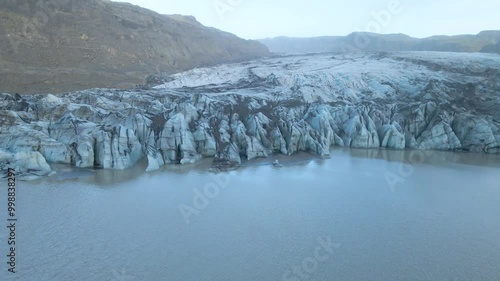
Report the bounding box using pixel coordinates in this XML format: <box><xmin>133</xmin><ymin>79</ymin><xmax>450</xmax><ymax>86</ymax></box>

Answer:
<box><xmin>259</xmin><ymin>31</ymin><xmax>500</xmax><ymax>54</ymax></box>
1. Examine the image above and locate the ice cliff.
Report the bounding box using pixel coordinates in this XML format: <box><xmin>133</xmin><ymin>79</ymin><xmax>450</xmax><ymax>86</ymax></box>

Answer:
<box><xmin>1</xmin><ymin>52</ymin><xmax>499</xmax><ymax>179</ymax></box>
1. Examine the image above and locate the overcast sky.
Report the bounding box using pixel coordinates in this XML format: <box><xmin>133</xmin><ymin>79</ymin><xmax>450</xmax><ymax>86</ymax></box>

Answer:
<box><xmin>115</xmin><ymin>0</ymin><xmax>499</xmax><ymax>39</ymax></box>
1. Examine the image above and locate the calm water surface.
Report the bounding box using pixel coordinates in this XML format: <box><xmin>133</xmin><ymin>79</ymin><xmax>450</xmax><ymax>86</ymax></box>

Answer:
<box><xmin>1</xmin><ymin>149</ymin><xmax>500</xmax><ymax>281</ymax></box>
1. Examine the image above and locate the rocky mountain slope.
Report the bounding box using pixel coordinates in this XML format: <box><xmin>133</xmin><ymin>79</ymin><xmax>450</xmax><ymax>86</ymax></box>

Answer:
<box><xmin>259</xmin><ymin>31</ymin><xmax>500</xmax><ymax>54</ymax></box>
<box><xmin>1</xmin><ymin>52</ymin><xmax>499</xmax><ymax>179</ymax></box>
<box><xmin>0</xmin><ymin>0</ymin><xmax>270</xmax><ymax>94</ymax></box>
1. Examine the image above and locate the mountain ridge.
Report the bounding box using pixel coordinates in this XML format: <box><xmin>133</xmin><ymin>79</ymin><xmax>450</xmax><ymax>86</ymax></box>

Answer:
<box><xmin>259</xmin><ymin>31</ymin><xmax>500</xmax><ymax>54</ymax></box>
<box><xmin>0</xmin><ymin>0</ymin><xmax>270</xmax><ymax>94</ymax></box>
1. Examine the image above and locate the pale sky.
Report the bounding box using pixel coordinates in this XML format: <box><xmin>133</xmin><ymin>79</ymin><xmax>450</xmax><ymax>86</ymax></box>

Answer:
<box><xmin>114</xmin><ymin>0</ymin><xmax>500</xmax><ymax>39</ymax></box>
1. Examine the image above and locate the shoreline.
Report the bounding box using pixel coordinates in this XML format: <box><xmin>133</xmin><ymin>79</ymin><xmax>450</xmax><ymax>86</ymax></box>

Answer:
<box><xmin>1</xmin><ymin>53</ymin><xmax>499</xmax><ymax>180</ymax></box>
<box><xmin>23</xmin><ymin>148</ymin><xmax>500</xmax><ymax>185</ymax></box>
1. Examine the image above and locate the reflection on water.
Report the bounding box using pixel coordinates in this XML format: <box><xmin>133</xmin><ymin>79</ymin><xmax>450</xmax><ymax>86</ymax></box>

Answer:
<box><xmin>348</xmin><ymin>148</ymin><xmax>500</xmax><ymax>168</ymax></box>
<box><xmin>5</xmin><ymin>149</ymin><xmax>500</xmax><ymax>281</ymax></box>
<box><xmin>46</xmin><ymin>149</ymin><xmax>500</xmax><ymax>186</ymax></box>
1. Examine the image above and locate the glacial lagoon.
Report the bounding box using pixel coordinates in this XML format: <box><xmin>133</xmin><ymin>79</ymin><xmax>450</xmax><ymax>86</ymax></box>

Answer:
<box><xmin>1</xmin><ymin>149</ymin><xmax>500</xmax><ymax>281</ymax></box>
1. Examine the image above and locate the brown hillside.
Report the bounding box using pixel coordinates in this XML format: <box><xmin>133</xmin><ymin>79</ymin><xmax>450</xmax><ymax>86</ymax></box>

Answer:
<box><xmin>0</xmin><ymin>0</ymin><xmax>270</xmax><ymax>93</ymax></box>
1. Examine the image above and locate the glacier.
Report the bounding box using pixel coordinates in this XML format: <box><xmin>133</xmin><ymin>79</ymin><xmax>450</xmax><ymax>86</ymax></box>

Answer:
<box><xmin>1</xmin><ymin>52</ymin><xmax>499</xmax><ymax>179</ymax></box>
